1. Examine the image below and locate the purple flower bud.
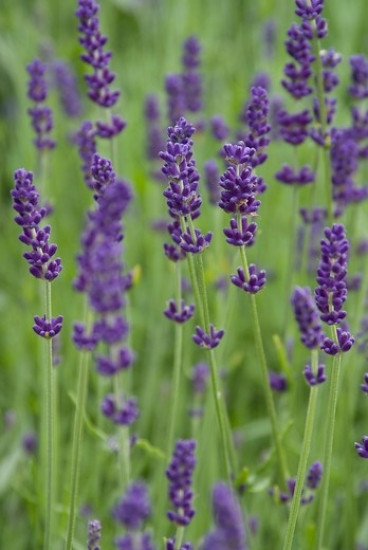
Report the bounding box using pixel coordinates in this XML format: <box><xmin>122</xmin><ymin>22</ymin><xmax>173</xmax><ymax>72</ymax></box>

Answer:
<box><xmin>22</xmin><ymin>432</ymin><xmax>38</xmax><ymax>455</ymax></box>
<box><xmin>112</xmin><ymin>482</ymin><xmax>151</xmax><ymax>529</ymax></box>
<box><xmin>269</xmin><ymin>371</ymin><xmax>288</xmax><ymax>392</ymax></box>
<box><xmin>101</xmin><ymin>395</ymin><xmax>139</xmax><ymax>426</ymax></box>
<box><xmin>191</xmin><ymin>362</ymin><xmax>210</xmax><ymax>394</ymax></box>
<box><xmin>355</xmin><ymin>436</ymin><xmax>368</xmax><ymax>458</ymax></box>
<box><xmin>210</xmin><ymin>115</ymin><xmax>229</xmax><ymax>141</ymax></box>
<box><xmin>275</xmin><ymin>165</ymin><xmax>315</xmax><ymax>186</ymax></box>
<box><xmin>304</xmin><ymin>363</ymin><xmax>326</xmax><ymax>386</ymax></box>
<box><xmin>88</xmin><ymin>519</ymin><xmax>101</xmax><ymax>550</ymax></box>
<box><xmin>164</xmin><ymin>299</ymin><xmax>195</xmax><ymax>323</ymax></box>
<box><xmin>306</xmin><ymin>461</ymin><xmax>323</xmax><ymax>489</ymax></box>
<box><xmin>223</xmin><ymin>216</ymin><xmax>257</xmax><ymax>247</ymax></box>
<box><xmin>231</xmin><ymin>264</ymin><xmax>266</xmax><ymax>294</ymax></box>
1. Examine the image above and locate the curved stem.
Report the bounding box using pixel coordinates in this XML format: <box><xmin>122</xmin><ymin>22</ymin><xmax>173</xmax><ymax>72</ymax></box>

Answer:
<box><xmin>282</xmin><ymin>349</ymin><xmax>319</xmax><ymax>550</ymax></box>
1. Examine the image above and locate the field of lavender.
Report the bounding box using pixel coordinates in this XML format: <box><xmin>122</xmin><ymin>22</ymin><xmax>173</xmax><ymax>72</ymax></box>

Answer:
<box><xmin>2</xmin><ymin>0</ymin><xmax>368</xmax><ymax>548</ymax></box>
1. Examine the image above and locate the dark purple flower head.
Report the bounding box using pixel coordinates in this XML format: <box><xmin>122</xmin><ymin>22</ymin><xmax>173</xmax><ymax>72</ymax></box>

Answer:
<box><xmin>349</xmin><ymin>55</ymin><xmax>368</xmax><ymax>99</ymax></box>
<box><xmin>96</xmin><ymin>115</ymin><xmax>126</xmax><ymax>139</ymax></box>
<box><xmin>52</xmin><ymin>60</ymin><xmax>82</xmax><ymax>118</ymax></box>
<box><xmin>219</xmin><ymin>164</ymin><xmax>261</xmax><ymax>215</ymax></box>
<box><xmin>304</xmin><ymin>363</ymin><xmax>326</xmax><ymax>386</ymax></box>
<box><xmin>295</xmin><ymin>0</ymin><xmax>324</xmax><ymax>20</ymax></box>
<box><xmin>203</xmin><ymin>482</ymin><xmax>246</xmax><ymax>550</ymax></box>
<box><xmin>164</xmin><ymin>299</ymin><xmax>195</xmax><ymax>323</ymax></box>
<box><xmin>355</xmin><ymin>436</ymin><xmax>368</xmax><ymax>459</ymax></box>
<box><xmin>276</xmin><ymin>165</ymin><xmax>315</xmax><ymax>186</ymax></box>
<box><xmin>285</xmin><ymin>23</ymin><xmax>314</xmax><ymax>64</ymax></box>
<box><xmin>243</xmin><ymin>86</ymin><xmax>271</xmax><ymax>166</ymax></box>
<box><xmin>314</xmin><ymin>224</ymin><xmax>349</xmax><ymax>325</ymax></box>
<box><xmin>321</xmin><ymin>327</ymin><xmax>354</xmax><ymax>355</ymax></box>
<box><xmin>101</xmin><ymin>395</ymin><xmax>139</xmax><ymax>426</ymax></box>
<box><xmin>88</xmin><ymin>519</ymin><xmax>101</xmax><ymax>550</ymax></box>
<box><xmin>223</xmin><ymin>216</ymin><xmax>257</xmax><ymax>247</ymax></box>
<box><xmin>306</xmin><ymin>461</ymin><xmax>323</xmax><ymax>489</ymax></box>
<box><xmin>96</xmin><ymin>346</ymin><xmax>134</xmax><ymax>376</ymax></box>
<box><xmin>76</xmin><ymin>0</ymin><xmax>120</xmax><ymax>108</ymax></box>
<box><xmin>192</xmin><ymin>324</ymin><xmax>224</xmax><ymax>349</ymax></box>
<box><xmin>112</xmin><ymin>482</ymin><xmax>151</xmax><ymax>530</ymax></box>
<box><xmin>277</xmin><ymin>109</ymin><xmax>312</xmax><ymax>145</ymax></box>
<box><xmin>210</xmin><ymin>115</ymin><xmax>229</xmax><ymax>141</ymax></box>
<box><xmin>165</xmin><ymin>539</ymin><xmax>192</xmax><ymax>550</ymax></box>
<box><xmin>33</xmin><ymin>315</ymin><xmax>63</xmax><ymax>339</ymax></box>
<box><xmin>291</xmin><ymin>286</ymin><xmax>323</xmax><ymax>349</ymax></box>
<box><xmin>166</xmin><ymin>439</ymin><xmax>196</xmax><ymax>526</ymax></box>
<box><xmin>231</xmin><ymin>264</ymin><xmax>266</xmax><ymax>294</ymax></box>
<box><xmin>191</xmin><ymin>362</ymin><xmax>210</xmax><ymax>394</ymax></box>
<box><xmin>269</xmin><ymin>371</ymin><xmax>288</xmax><ymax>392</ymax></box>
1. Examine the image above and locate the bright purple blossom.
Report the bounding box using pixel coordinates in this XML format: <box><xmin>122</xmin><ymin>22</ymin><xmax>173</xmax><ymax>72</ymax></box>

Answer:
<box><xmin>101</xmin><ymin>395</ymin><xmax>139</xmax><ymax>426</ymax></box>
<box><xmin>224</xmin><ymin>217</ymin><xmax>257</xmax><ymax>247</ymax></box>
<box><xmin>304</xmin><ymin>363</ymin><xmax>326</xmax><ymax>386</ymax></box>
<box><xmin>291</xmin><ymin>286</ymin><xmax>323</xmax><ymax>349</ymax></box>
<box><xmin>277</xmin><ymin>109</ymin><xmax>312</xmax><ymax>145</ymax></box>
<box><xmin>27</xmin><ymin>59</ymin><xmax>56</xmax><ymax>150</ymax></box>
<box><xmin>33</xmin><ymin>315</ymin><xmax>63</xmax><ymax>339</ymax></box>
<box><xmin>231</xmin><ymin>265</ymin><xmax>266</xmax><ymax>294</ymax></box>
<box><xmin>192</xmin><ymin>324</ymin><xmax>224</xmax><ymax>349</ymax></box>
<box><xmin>164</xmin><ymin>300</ymin><xmax>195</xmax><ymax>323</ymax></box>
<box><xmin>166</xmin><ymin>439</ymin><xmax>196</xmax><ymax>526</ymax></box>
<box><xmin>306</xmin><ymin>461</ymin><xmax>323</xmax><ymax>489</ymax></box>
<box><xmin>321</xmin><ymin>327</ymin><xmax>354</xmax><ymax>355</ymax></box>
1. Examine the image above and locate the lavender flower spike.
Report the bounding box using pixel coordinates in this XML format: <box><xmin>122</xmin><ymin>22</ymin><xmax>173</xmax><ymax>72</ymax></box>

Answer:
<box><xmin>291</xmin><ymin>286</ymin><xmax>323</xmax><ymax>349</ymax></box>
<box><xmin>27</xmin><ymin>59</ymin><xmax>56</xmax><ymax>150</ymax></box>
<box><xmin>112</xmin><ymin>482</ymin><xmax>151</xmax><ymax>530</ymax></box>
<box><xmin>33</xmin><ymin>315</ymin><xmax>63</xmax><ymax>339</ymax></box>
<box><xmin>192</xmin><ymin>324</ymin><xmax>224</xmax><ymax>349</ymax></box>
<box><xmin>166</xmin><ymin>439</ymin><xmax>196</xmax><ymax>526</ymax></box>
<box><xmin>203</xmin><ymin>482</ymin><xmax>247</xmax><ymax>550</ymax></box>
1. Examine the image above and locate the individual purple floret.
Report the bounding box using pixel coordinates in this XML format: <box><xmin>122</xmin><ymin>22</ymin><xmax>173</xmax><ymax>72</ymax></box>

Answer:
<box><xmin>88</xmin><ymin>519</ymin><xmax>101</xmax><ymax>550</ymax></box>
<box><xmin>101</xmin><ymin>395</ymin><xmax>139</xmax><ymax>426</ymax></box>
<box><xmin>165</xmin><ymin>540</ymin><xmax>192</xmax><ymax>550</ymax></box>
<box><xmin>27</xmin><ymin>59</ymin><xmax>56</xmax><ymax>150</ymax></box>
<box><xmin>210</xmin><ymin>115</ymin><xmax>229</xmax><ymax>141</ymax></box>
<box><xmin>166</xmin><ymin>439</ymin><xmax>196</xmax><ymax>526</ymax></box>
<box><xmin>223</xmin><ymin>216</ymin><xmax>257</xmax><ymax>247</ymax></box>
<box><xmin>96</xmin><ymin>346</ymin><xmax>134</xmax><ymax>376</ymax></box>
<box><xmin>33</xmin><ymin>315</ymin><xmax>63</xmax><ymax>339</ymax></box>
<box><xmin>275</xmin><ymin>165</ymin><xmax>315</xmax><ymax>186</ymax></box>
<box><xmin>164</xmin><ymin>299</ymin><xmax>195</xmax><ymax>323</ymax></box>
<box><xmin>304</xmin><ymin>363</ymin><xmax>326</xmax><ymax>386</ymax></box>
<box><xmin>112</xmin><ymin>482</ymin><xmax>151</xmax><ymax>530</ymax></box>
<box><xmin>76</xmin><ymin>0</ymin><xmax>120</xmax><ymax>108</ymax></box>
<box><xmin>348</xmin><ymin>55</ymin><xmax>368</xmax><ymax>99</ymax></box>
<box><xmin>295</xmin><ymin>0</ymin><xmax>324</xmax><ymax>20</ymax></box>
<box><xmin>219</xmin><ymin>158</ymin><xmax>262</xmax><ymax>215</ymax></box>
<box><xmin>355</xmin><ymin>436</ymin><xmax>368</xmax><ymax>459</ymax></box>
<box><xmin>96</xmin><ymin>115</ymin><xmax>126</xmax><ymax>139</ymax></box>
<box><xmin>203</xmin><ymin>160</ymin><xmax>221</xmax><ymax>205</ymax></box>
<box><xmin>72</xmin><ymin>121</ymin><xmax>97</xmax><ymax>189</ymax></box>
<box><xmin>115</xmin><ymin>533</ymin><xmax>155</xmax><ymax>550</ymax></box>
<box><xmin>306</xmin><ymin>461</ymin><xmax>323</xmax><ymax>489</ymax></box>
<box><xmin>269</xmin><ymin>371</ymin><xmax>288</xmax><ymax>392</ymax></box>
<box><xmin>203</xmin><ymin>482</ymin><xmax>246</xmax><ymax>550</ymax></box>
<box><xmin>231</xmin><ymin>265</ymin><xmax>266</xmax><ymax>294</ymax></box>
<box><xmin>179</xmin><ymin>226</ymin><xmax>212</xmax><ymax>254</ymax></box>
<box><xmin>314</xmin><ymin>224</ymin><xmax>349</xmax><ymax>325</ymax></box>
<box><xmin>11</xmin><ymin>169</ymin><xmax>62</xmax><ymax>281</ymax></box>
<box><xmin>192</xmin><ymin>325</ymin><xmax>224</xmax><ymax>349</ymax></box>
<box><xmin>321</xmin><ymin>327</ymin><xmax>354</xmax><ymax>355</ymax></box>
<box><xmin>51</xmin><ymin>60</ymin><xmax>82</xmax><ymax>118</ymax></box>
<box><xmin>291</xmin><ymin>286</ymin><xmax>323</xmax><ymax>349</ymax></box>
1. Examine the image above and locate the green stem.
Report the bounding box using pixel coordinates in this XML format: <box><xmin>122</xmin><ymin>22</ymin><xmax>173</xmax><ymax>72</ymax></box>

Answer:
<box><xmin>44</xmin><ymin>282</ymin><xmax>55</xmax><ymax>550</ymax></box>
<box><xmin>167</xmin><ymin>262</ymin><xmax>184</xmax><ymax>454</ymax></box>
<box><xmin>238</xmin><ymin>240</ymin><xmax>288</xmax><ymax>486</ymax></box>
<box><xmin>316</xmin><ymin>340</ymin><xmax>342</xmax><ymax>550</ymax></box>
<box><xmin>65</xmin><ymin>310</ymin><xmax>93</xmax><ymax>550</ymax></box>
<box><xmin>174</xmin><ymin>525</ymin><xmax>185</xmax><ymax>550</ymax></box>
<box><xmin>282</xmin><ymin>349</ymin><xmax>319</xmax><ymax>550</ymax></box>
<box><xmin>183</xmin><ymin>216</ymin><xmax>236</xmax><ymax>483</ymax></box>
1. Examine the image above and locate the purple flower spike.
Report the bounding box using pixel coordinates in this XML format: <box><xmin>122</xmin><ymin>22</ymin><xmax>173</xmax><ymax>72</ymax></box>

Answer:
<box><xmin>315</xmin><ymin>224</ymin><xmax>349</xmax><ymax>325</ymax></box>
<box><xmin>182</xmin><ymin>35</ymin><xmax>202</xmax><ymax>113</ymax></box>
<box><xmin>203</xmin><ymin>482</ymin><xmax>246</xmax><ymax>550</ymax></box>
<box><xmin>164</xmin><ymin>299</ymin><xmax>195</xmax><ymax>323</ymax></box>
<box><xmin>166</xmin><ymin>74</ymin><xmax>185</xmax><ymax>125</ymax></box>
<box><xmin>277</xmin><ymin>109</ymin><xmax>312</xmax><ymax>145</ymax></box>
<box><xmin>210</xmin><ymin>115</ymin><xmax>229</xmax><ymax>141</ymax></box>
<box><xmin>76</xmin><ymin>0</ymin><xmax>120</xmax><ymax>108</ymax></box>
<box><xmin>231</xmin><ymin>264</ymin><xmax>266</xmax><ymax>294</ymax></box>
<box><xmin>112</xmin><ymin>482</ymin><xmax>151</xmax><ymax>530</ymax></box>
<box><xmin>306</xmin><ymin>461</ymin><xmax>323</xmax><ymax>489</ymax></box>
<box><xmin>52</xmin><ymin>60</ymin><xmax>82</xmax><ymax>118</ymax></box>
<box><xmin>88</xmin><ymin>519</ymin><xmax>101</xmax><ymax>550</ymax></box>
<box><xmin>295</xmin><ymin>0</ymin><xmax>324</xmax><ymax>20</ymax></box>
<box><xmin>291</xmin><ymin>286</ymin><xmax>323</xmax><ymax>349</ymax></box>
<box><xmin>27</xmin><ymin>59</ymin><xmax>56</xmax><ymax>150</ymax></box>
<box><xmin>244</xmin><ymin>86</ymin><xmax>271</xmax><ymax>166</ymax></box>
<box><xmin>349</xmin><ymin>55</ymin><xmax>368</xmax><ymax>99</ymax></box>
<box><xmin>275</xmin><ymin>165</ymin><xmax>315</xmax><ymax>186</ymax></box>
<box><xmin>166</xmin><ymin>439</ymin><xmax>196</xmax><ymax>527</ymax></box>
<box><xmin>192</xmin><ymin>324</ymin><xmax>224</xmax><ymax>349</ymax></box>
<box><xmin>360</xmin><ymin>373</ymin><xmax>368</xmax><ymax>393</ymax></box>
<box><xmin>33</xmin><ymin>315</ymin><xmax>63</xmax><ymax>339</ymax></box>
<box><xmin>321</xmin><ymin>327</ymin><xmax>354</xmax><ymax>355</ymax></box>
<box><xmin>166</xmin><ymin>540</ymin><xmax>192</xmax><ymax>550</ymax></box>
<box><xmin>304</xmin><ymin>363</ymin><xmax>326</xmax><ymax>386</ymax></box>
<box><xmin>355</xmin><ymin>436</ymin><xmax>368</xmax><ymax>459</ymax></box>
<box><xmin>223</xmin><ymin>216</ymin><xmax>257</xmax><ymax>247</ymax></box>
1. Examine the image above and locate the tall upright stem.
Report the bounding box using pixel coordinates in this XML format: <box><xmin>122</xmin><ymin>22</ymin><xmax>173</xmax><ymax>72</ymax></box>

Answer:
<box><xmin>282</xmin><ymin>349</ymin><xmax>319</xmax><ymax>550</ymax></box>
